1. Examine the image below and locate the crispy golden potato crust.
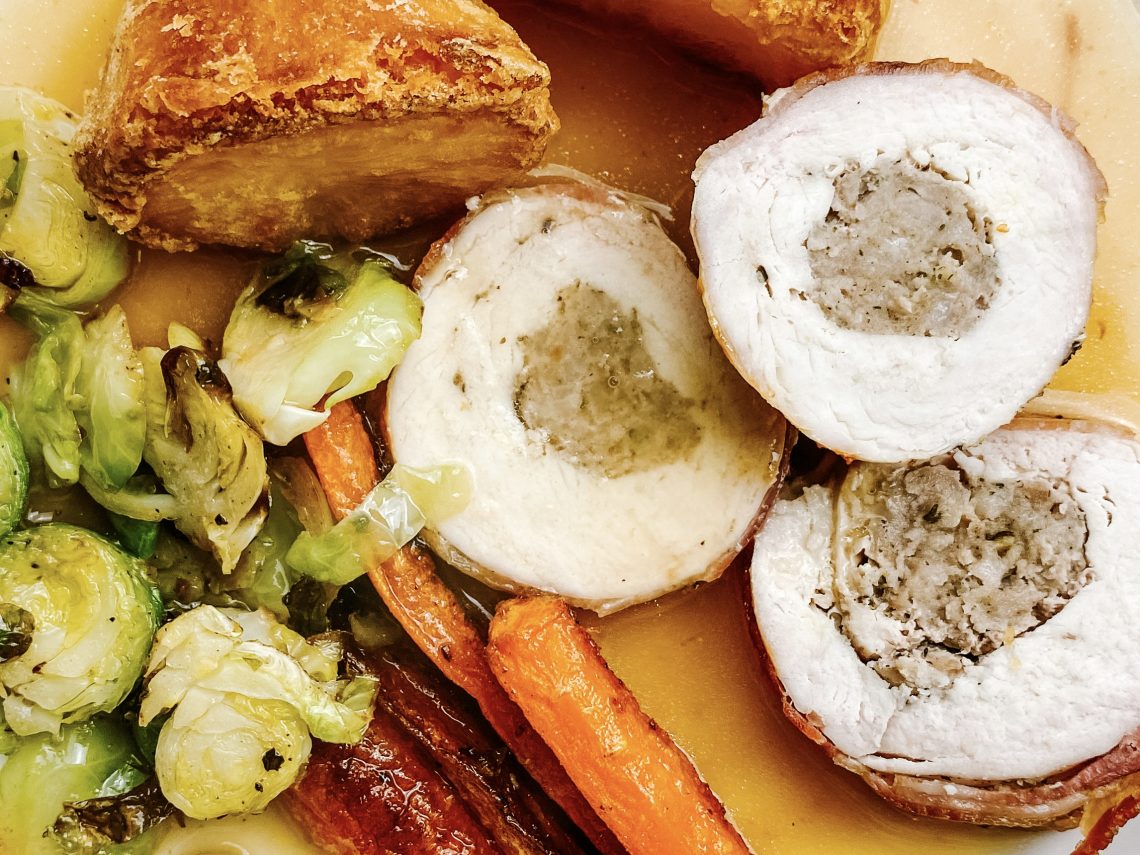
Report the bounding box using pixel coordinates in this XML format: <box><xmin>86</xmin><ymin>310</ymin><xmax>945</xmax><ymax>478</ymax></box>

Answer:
<box><xmin>548</xmin><ymin>0</ymin><xmax>887</xmax><ymax>88</ymax></box>
<box><xmin>74</xmin><ymin>0</ymin><xmax>558</xmax><ymax>251</ymax></box>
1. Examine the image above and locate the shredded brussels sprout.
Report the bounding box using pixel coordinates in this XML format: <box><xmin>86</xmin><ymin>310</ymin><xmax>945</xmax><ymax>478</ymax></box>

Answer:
<box><xmin>0</xmin><ymin>524</ymin><xmax>162</xmax><ymax>736</ymax></box>
<box><xmin>77</xmin><ymin>307</ymin><xmax>146</xmax><ymax>491</ymax></box>
<box><xmin>0</xmin><ymin>86</ymin><xmax>128</xmax><ymax>309</ymax></box>
<box><xmin>220</xmin><ymin>241</ymin><xmax>422</xmax><ymax>446</ymax></box>
<box><xmin>226</xmin><ymin>483</ymin><xmax>303</xmax><ymax>621</ymax></box>
<box><xmin>0</xmin><ymin>400</ymin><xmax>28</xmax><ymax>537</ymax></box>
<box><xmin>9</xmin><ymin>298</ymin><xmax>146</xmax><ymax>491</ymax></box>
<box><xmin>139</xmin><ymin>346</ymin><xmax>268</xmax><ymax>573</ymax></box>
<box><xmin>139</xmin><ymin>606</ymin><xmax>376</xmax><ymax>819</ymax></box>
<box><xmin>0</xmin><ymin>717</ymin><xmax>154</xmax><ymax>855</ymax></box>
<box><xmin>286</xmin><ymin>462</ymin><xmax>470</xmax><ymax>585</ymax></box>
<box><xmin>8</xmin><ymin>296</ymin><xmax>84</xmax><ymax>485</ymax></box>
<box><xmin>106</xmin><ymin>512</ymin><xmax>159</xmax><ymax>560</ymax></box>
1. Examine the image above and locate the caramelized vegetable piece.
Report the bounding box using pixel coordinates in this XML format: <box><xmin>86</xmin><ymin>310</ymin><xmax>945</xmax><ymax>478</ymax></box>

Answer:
<box><xmin>288</xmin><ymin>690</ymin><xmax>504</xmax><ymax>855</ymax></box>
<box><xmin>287</xmin><ymin>641</ymin><xmax>591</xmax><ymax>854</ymax></box>
<box><xmin>487</xmin><ymin>596</ymin><xmax>750</xmax><ymax>855</ymax></box>
<box><xmin>303</xmin><ymin>401</ymin><xmax>622</xmax><ymax>853</ymax></box>
<box><xmin>304</xmin><ymin>401</ymin><xmax>379</xmax><ymax>515</ymax></box>
<box><xmin>374</xmin><ymin>646</ymin><xmax>588</xmax><ymax>852</ymax></box>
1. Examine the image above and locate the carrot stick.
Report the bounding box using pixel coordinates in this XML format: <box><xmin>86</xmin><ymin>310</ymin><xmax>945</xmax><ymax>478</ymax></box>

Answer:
<box><xmin>487</xmin><ymin>596</ymin><xmax>752</xmax><ymax>855</ymax></box>
<box><xmin>303</xmin><ymin>400</ymin><xmax>382</xmax><ymax>512</ymax></box>
<box><xmin>303</xmin><ymin>401</ymin><xmax>623</xmax><ymax>854</ymax></box>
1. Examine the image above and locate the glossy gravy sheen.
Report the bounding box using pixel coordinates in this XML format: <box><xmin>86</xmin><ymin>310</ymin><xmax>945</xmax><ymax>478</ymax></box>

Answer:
<box><xmin>1</xmin><ymin>1</ymin><xmax>1139</xmax><ymax>853</ymax></box>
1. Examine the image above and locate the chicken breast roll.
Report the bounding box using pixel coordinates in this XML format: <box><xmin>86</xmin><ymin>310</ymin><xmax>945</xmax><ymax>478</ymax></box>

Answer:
<box><xmin>692</xmin><ymin>61</ymin><xmax>1106</xmax><ymax>463</ymax></box>
<box><xmin>750</xmin><ymin>404</ymin><xmax>1140</xmax><ymax>826</ymax></box>
<box><xmin>386</xmin><ymin>182</ymin><xmax>790</xmax><ymax>614</ymax></box>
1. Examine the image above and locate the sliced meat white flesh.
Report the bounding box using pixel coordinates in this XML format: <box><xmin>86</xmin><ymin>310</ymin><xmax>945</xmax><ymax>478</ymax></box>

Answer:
<box><xmin>692</xmin><ymin>61</ymin><xmax>1105</xmax><ymax>462</ymax></box>
<box><xmin>751</xmin><ymin>419</ymin><xmax>1140</xmax><ymax>783</ymax></box>
<box><xmin>386</xmin><ymin>183</ymin><xmax>788</xmax><ymax>614</ymax></box>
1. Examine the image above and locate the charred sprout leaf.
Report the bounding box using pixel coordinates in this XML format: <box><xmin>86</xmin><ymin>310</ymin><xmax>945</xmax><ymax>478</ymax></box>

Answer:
<box><xmin>0</xmin><ymin>602</ymin><xmax>34</xmax><ymax>662</ymax></box>
<box><xmin>254</xmin><ymin>240</ymin><xmax>348</xmax><ymax>317</ymax></box>
<box><xmin>0</xmin><ymin>717</ymin><xmax>152</xmax><ymax>855</ymax></box>
<box><xmin>220</xmin><ymin>243</ymin><xmax>422</xmax><ymax>445</ymax></box>
<box><xmin>0</xmin><ymin>400</ymin><xmax>29</xmax><ymax>536</ymax></box>
<box><xmin>286</xmin><ymin>462</ymin><xmax>471</xmax><ymax>585</ymax></box>
<box><xmin>270</xmin><ymin>456</ymin><xmax>335</xmax><ymax>536</ymax></box>
<box><xmin>77</xmin><ymin>307</ymin><xmax>146</xmax><ymax>491</ymax></box>
<box><xmin>52</xmin><ymin>776</ymin><xmax>173</xmax><ymax>854</ymax></box>
<box><xmin>0</xmin><ymin>524</ymin><xmax>161</xmax><ymax>736</ymax></box>
<box><xmin>0</xmin><ymin>87</ymin><xmax>128</xmax><ymax>310</ymax></box>
<box><xmin>282</xmin><ymin>574</ymin><xmax>338</xmax><ymax>637</ymax></box>
<box><xmin>0</xmin><ymin>253</ymin><xmax>34</xmax><ymax>312</ymax></box>
<box><xmin>140</xmin><ymin>345</ymin><xmax>268</xmax><ymax>573</ymax></box>
<box><xmin>139</xmin><ymin>605</ymin><xmax>376</xmax><ymax>819</ymax></box>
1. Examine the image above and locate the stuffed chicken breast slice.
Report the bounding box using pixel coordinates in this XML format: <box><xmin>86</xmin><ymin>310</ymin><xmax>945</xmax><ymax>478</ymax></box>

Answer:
<box><xmin>386</xmin><ymin>183</ymin><xmax>789</xmax><ymax>614</ymax></box>
<box><xmin>692</xmin><ymin>61</ymin><xmax>1106</xmax><ymax>462</ymax></box>
<box><xmin>751</xmin><ymin>415</ymin><xmax>1140</xmax><ymax>802</ymax></box>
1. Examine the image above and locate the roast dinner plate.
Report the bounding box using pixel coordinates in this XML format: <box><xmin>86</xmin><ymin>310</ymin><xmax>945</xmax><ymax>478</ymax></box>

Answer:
<box><xmin>1</xmin><ymin>0</ymin><xmax>1138</xmax><ymax>852</ymax></box>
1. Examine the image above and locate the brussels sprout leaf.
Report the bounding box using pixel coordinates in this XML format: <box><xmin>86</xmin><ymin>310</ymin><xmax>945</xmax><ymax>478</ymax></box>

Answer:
<box><xmin>107</xmin><ymin>512</ymin><xmax>159</xmax><ymax>560</ymax></box>
<box><xmin>255</xmin><ymin>240</ymin><xmax>347</xmax><ymax>318</ymax></box>
<box><xmin>0</xmin><ymin>602</ymin><xmax>33</xmax><ymax>662</ymax></box>
<box><xmin>52</xmin><ymin>776</ymin><xmax>173</xmax><ymax>853</ymax></box>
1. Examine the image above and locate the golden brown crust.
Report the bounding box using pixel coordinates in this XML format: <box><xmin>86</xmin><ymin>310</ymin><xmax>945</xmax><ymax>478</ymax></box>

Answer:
<box><xmin>74</xmin><ymin>0</ymin><xmax>558</xmax><ymax>251</ymax></box>
<box><xmin>548</xmin><ymin>0</ymin><xmax>887</xmax><ymax>89</ymax></box>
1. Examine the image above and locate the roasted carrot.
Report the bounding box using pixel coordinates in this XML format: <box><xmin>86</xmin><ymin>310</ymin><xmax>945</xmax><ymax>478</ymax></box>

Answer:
<box><xmin>303</xmin><ymin>400</ymin><xmax>382</xmax><ymax>513</ymax></box>
<box><xmin>286</xmin><ymin>692</ymin><xmax>505</xmax><ymax>855</ymax></box>
<box><xmin>488</xmin><ymin>596</ymin><xmax>752</xmax><ymax>855</ymax></box>
<box><xmin>303</xmin><ymin>400</ymin><xmax>624</xmax><ymax>854</ymax></box>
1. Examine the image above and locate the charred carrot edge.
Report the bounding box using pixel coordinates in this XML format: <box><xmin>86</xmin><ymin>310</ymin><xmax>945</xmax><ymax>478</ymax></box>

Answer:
<box><xmin>285</xmin><ymin>698</ymin><xmax>504</xmax><ymax>854</ymax></box>
<box><xmin>487</xmin><ymin>595</ymin><xmax>752</xmax><ymax>855</ymax></box>
<box><xmin>1074</xmin><ymin>793</ymin><xmax>1140</xmax><ymax>855</ymax></box>
<box><xmin>303</xmin><ymin>401</ymin><xmax>624</xmax><ymax>855</ymax></box>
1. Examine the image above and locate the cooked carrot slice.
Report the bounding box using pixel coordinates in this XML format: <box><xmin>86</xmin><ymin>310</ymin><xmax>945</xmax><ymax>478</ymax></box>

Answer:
<box><xmin>303</xmin><ymin>400</ymin><xmax>382</xmax><ymax>513</ymax></box>
<box><xmin>487</xmin><ymin>595</ymin><xmax>751</xmax><ymax>855</ymax></box>
<box><xmin>303</xmin><ymin>401</ymin><xmax>623</xmax><ymax>854</ymax></box>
